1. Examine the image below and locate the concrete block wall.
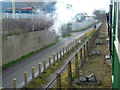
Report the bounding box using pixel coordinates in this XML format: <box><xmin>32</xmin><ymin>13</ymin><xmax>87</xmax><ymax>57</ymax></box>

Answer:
<box><xmin>2</xmin><ymin>30</ymin><xmax>57</xmax><ymax>65</ymax></box>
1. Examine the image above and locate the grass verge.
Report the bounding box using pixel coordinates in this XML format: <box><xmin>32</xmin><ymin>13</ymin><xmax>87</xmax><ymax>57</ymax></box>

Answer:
<box><xmin>62</xmin><ymin>33</ymin><xmax>72</xmax><ymax>38</ymax></box>
<box><xmin>60</xmin><ymin>22</ymin><xmax>112</xmax><ymax>88</ymax></box>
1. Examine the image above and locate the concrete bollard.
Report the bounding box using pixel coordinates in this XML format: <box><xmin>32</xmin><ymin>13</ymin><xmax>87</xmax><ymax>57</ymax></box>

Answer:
<box><xmin>60</xmin><ymin>50</ymin><xmax>62</xmax><ymax>60</ymax></box>
<box><xmin>53</xmin><ymin>53</ymin><xmax>56</xmax><ymax>65</ymax></box>
<box><xmin>13</xmin><ymin>78</ymin><xmax>17</xmax><ymax>89</ymax></box>
<box><xmin>57</xmin><ymin>52</ymin><xmax>59</xmax><ymax>62</ymax></box>
<box><xmin>32</xmin><ymin>67</ymin><xmax>35</xmax><ymax>83</ymax></box>
<box><xmin>39</xmin><ymin>63</ymin><xmax>42</xmax><ymax>78</ymax></box>
<box><xmin>56</xmin><ymin>73</ymin><xmax>61</xmax><ymax>88</ymax></box>
<box><xmin>44</xmin><ymin>60</ymin><xmax>46</xmax><ymax>73</ymax></box>
<box><xmin>68</xmin><ymin>61</ymin><xmax>72</xmax><ymax>88</ymax></box>
<box><xmin>75</xmin><ymin>53</ymin><xmax>79</xmax><ymax>78</ymax></box>
<box><xmin>49</xmin><ymin>56</ymin><xmax>51</xmax><ymax>68</ymax></box>
<box><xmin>63</xmin><ymin>48</ymin><xmax>64</xmax><ymax>57</ymax></box>
<box><xmin>25</xmin><ymin>72</ymin><xmax>28</xmax><ymax>88</ymax></box>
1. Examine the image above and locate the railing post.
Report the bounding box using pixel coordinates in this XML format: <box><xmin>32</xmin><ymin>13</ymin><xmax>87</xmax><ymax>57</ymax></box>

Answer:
<box><xmin>80</xmin><ymin>48</ymin><xmax>83</xmax><ymax>67</ymax></box>
<box><xmin>68</xmin><ymin>45</ymin><xmax>69</xmax><ymax>54</ymax></box>
<box><xmin>53</xmin><ymin>53</ymin><xmax>56</xmax><ymax>65</ymax></box>
<box><xmin>49</xmin><ymin>56</ymin><xmax>51</xmax><ymax>68</ymax></box>
<box><xmin>60</xmin><ymin>50</ymin><xmax>62</xmax><ymax>60</ymax></box>
<box><xmin>39</xmin><ymin>63</ymin><xmax>42</xmax><ymax>78</ymax></box>
<box><xmin>75</xmin><ymin>53</ymin><xmax>79</xmax><ymax>78</ymax></box>
<box><xmin>13</xmin><ymin>78</ymin><xmax>17</xmax><ymax>89</ymax></box>
<box><xmin>68</xmin><ymin>61</ymin><xmax>72</xmax><ymax>88</ymax></box>
<box><xmin>57</xmin><ymin>52</ymin><xmax>59</xmax><ymax>62</ymax></box>
<box><xmin>70</xmin><ymin>43</ymin><xmax>71</xmax><ymax>52</ymax></box>
<box><xmin>25</xmin><ymin>72</ymin><xmax>28</xmax><ymax>88</ymax></box>
<box><xmin>63</xmin><ymin>48</ymin><xmax>64</xmax><ymax>57</ymax></box>
<box><xmin>66</xmin><ymin>46</ymin><xmax>67</xmax><ymax>55</ymax></box>
<box><xmin>87</xmin><ymin>41</ymin><xmax>89</xmax><ymax>57</ymax></box>
<box><xmin>56</xmin><ymin>73</ymin><xmax>61</xmax><ymax>89</ymax></box>
<box><xmin>84</xmin><ymin>44</ymin><xmax>86</xmax><ymax>63</ymax></box>
<box><xmin>76</xmin><ymin>39</ymin><xmax>77</xmax><ymax>46</ymax></box>
<box><xmin>44</xmin><ymin>60</ymin><xmax>46</xmax><ymax>73</ymax></box>
<box><xmin>32</xmin><ymin>67</ymin><xmax>35</xmax><ymax>83</ymax></box>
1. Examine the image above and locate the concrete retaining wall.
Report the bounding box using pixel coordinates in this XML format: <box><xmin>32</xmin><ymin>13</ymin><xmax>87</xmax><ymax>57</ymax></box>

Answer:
<box><xmin>72</xmin><ymin>19</ymin><xmax>98</xmax><ymax>31</ymax></box>
<box><xmin>2</xmin><ymin>30</ymin><xmax>57</xmax><ymax>65</ymax></box>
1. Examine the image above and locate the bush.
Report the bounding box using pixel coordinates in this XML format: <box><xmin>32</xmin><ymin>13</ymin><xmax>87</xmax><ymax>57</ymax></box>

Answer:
<box><xmin>2</xmin><ymin>15</ymin><xmax>54</xmax><ymax>36</ymax></box>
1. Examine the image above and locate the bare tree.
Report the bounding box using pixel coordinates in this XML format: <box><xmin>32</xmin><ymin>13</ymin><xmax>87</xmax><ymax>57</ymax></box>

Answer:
<box><xmin>93</xmin><ymin>9</ymin><xmax>106</xmax><ymax>22</ymax></box>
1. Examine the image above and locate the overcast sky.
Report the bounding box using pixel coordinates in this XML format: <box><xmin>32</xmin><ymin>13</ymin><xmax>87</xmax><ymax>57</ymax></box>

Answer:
<box><xmin>1</xmin><ymin>0</ymin><xmax>110</xmax><ymax>15</ymax></box>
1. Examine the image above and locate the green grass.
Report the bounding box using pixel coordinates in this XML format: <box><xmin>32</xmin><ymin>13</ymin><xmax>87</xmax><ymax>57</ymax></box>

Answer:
<box><xmin>60</xmin><ymin>22</ymin><xmax>112</xmax><ymax>88</ymax></box>
<box><xmin>27</xmin><ymin>50</ymin><xmax>76</xmax><ymax>88</ymax></box>
<box><xmin>2</xmin><ymin>39</ymin><xmax>59</xmax><ymax>70</ymax></box>
<box><xmin>62</xmin><ymin>33</ymin><xmax>72</xmax><ymax>38</ymax></box>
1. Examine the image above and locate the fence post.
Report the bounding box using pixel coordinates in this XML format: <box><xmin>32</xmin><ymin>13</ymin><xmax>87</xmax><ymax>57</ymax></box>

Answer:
<box><xmin>53</xmin><ymin>53</ymin><xmax>56</xmax><ymax>65</ymax></box>
<box><xmin>80</xmin><ymin>48</ymin><xmax>83</xmax><ymax>67</ymax></box>
<box><xmin>70</xmin><ymin>43</ymin><xmax>71</xmax><ymax>52</ymax></box>
<box><xmin>13</xmin><ymin>78</ymin><xmax>17</xmax><ymax>89</ymax></box>
<box><xmin>87</xmin><ymin>41</ymin><xmax>89</xmax><ymax>57</ymax></box>
<box><xmin>60</xmin><ymin>50</ymin><xmax>62</xmax><ymax>60</ymax></box>
<box><xmin>89</xmin><ymin>38</ymin><xmax>91</xmax><ymax>52</ymax></box>
<box><xmin>56</xmin><ymin>73</ymin><xmax>61</xmax><ymax>88</ymax></box>
<box><xmin>68</xmin><ymin>45</ymin><xmax>69</xmax><ymax>54</ymax></box>
<box><xmin>57</xmin><ymin>52</ymin><xmax>59</xmax><ymax>62</ymax></box>
<box><xmin>84</xmin><ymin>44</ymin><xmax>86</xmax><ymax>63</ymax></box>
<box><xmin>75</xmin><ymin>53</ymin><xmax>79</xmax><ymax>78</ymax></box>
<box><xmin>76</xmin><ymin>40</ymin><xmax>77</xmax><ymax>46</ymax></box>
<box><xmin>49</xmin><ymin>56</ymin><xmax>51</xmax><ymax>68</ymax></box>
<box><xmin>44</xmin><ymin>60</ymin><xmax>46</xmax><ymax>73</ymax></box>
<box><xmin>39</xmin><ymin>63</ymin><xmax>42</xmax><ymax>78</ymax></box>
<box><xmin>32</xmin><ymin>67</ymin><xmax>35</xmax><ymax>83</ymax></box>
<box><xmin>63</xmin><ymin>48</ymin><xmax>64</xmax><ymax>57</ymax></box>
<box><xmin>68</xmin><ymin>61</ymin><xmax>72</xmax><ymax>88</ymax></box>
<box><xmin>66</xmin><ymin>46</ymin><xmax>67</xmax><ymax>55</ymax></box>
<box><xmin>25</xmin><ymin>72</ymin><xmax>28</xmax><ymax>88</ymax></box>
